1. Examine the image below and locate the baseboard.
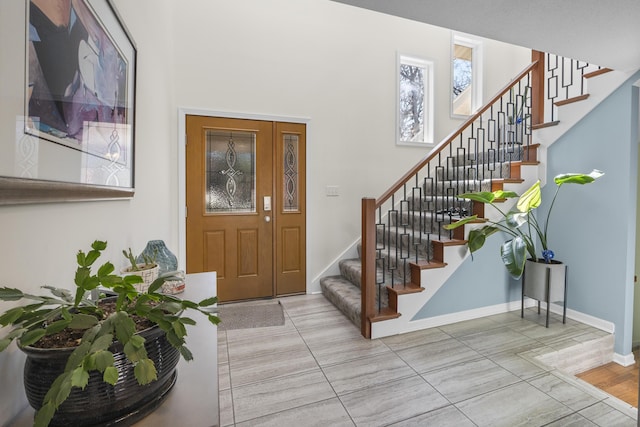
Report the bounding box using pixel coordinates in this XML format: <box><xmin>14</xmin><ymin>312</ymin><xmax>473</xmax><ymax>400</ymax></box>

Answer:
<box><xmin>546</xmin><ymin>302</ymin><xmax>615</xmax><ymax>334</ymax></box>
<box><xmin>612</xmin><ymin>352</ymin><xmax>636</xmax><ymax>367</ymax></box>
<box><xmin>413</xmin><ymin>299</ymin><xmax>626</xmax><ymax>367</ymax></box>
<box><xmin>397</xmin><ymin>299</ymin><xmax>536</xmax><ymax>334</ymax></box>
<box><xmin>372</xmin><ymin>298</ymin><xmax>616</xmax><ymax>342</ymax></box>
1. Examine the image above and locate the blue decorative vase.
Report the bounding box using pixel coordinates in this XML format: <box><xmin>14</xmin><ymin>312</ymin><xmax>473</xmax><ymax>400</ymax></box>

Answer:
<box><xmin>137</xmin><ymin>240</ymin><xmax>177</xmax><ymax>274</ymax></box>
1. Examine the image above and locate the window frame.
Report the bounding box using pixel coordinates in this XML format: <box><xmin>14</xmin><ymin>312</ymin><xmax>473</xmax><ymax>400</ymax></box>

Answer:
<box><xmin>451</xmin><ymin>34</ymin><xmax>483</xmax><ymax>119</ymax></box>
<box><xmin>396</xmin><ymin>53</ymin><xmax>434</xmax><ymax>147</ymax></box>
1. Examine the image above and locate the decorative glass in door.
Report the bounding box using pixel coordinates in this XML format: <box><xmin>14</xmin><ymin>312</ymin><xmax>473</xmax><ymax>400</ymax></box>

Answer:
<box><xmin>205</xmin><ymin>130</ymin><xmax>256</xmax><ymax>213</ymax></box>
<box><xmin>283</xmin><ymin>134</ymin><xmax>299</xmax><ymax>212</ymax></box>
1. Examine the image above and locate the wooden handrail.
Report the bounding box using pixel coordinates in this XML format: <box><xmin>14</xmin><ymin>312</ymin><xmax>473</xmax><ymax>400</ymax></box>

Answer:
<box><xmin>376</xmin><ymin>60</ymin><xmax>539</xmax><ymax>207</ymax></box>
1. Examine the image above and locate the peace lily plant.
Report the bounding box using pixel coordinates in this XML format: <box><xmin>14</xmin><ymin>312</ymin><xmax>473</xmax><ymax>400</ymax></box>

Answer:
<box><xmin>445</xmin><ymin>170</ymin><xmax>604</xmax><ymax>279</ymax></box>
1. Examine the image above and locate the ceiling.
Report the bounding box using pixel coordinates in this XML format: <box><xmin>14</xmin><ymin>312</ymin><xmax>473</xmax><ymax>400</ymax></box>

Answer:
<box><xmin>331</xmin><ymin>0</ymin><xmax>640</xmax><ymax>72</ymax></box>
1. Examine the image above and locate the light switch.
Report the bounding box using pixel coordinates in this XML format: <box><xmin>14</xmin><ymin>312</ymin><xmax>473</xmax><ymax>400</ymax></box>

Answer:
<box><xmin>326</xmin><ymin>185</ymin><xmax>339</xmax><ymax>197</ymax></box>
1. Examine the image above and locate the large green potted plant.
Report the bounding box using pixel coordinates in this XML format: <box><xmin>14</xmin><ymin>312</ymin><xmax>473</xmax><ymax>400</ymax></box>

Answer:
<box><xmin>0</xmin><ymin>240</ymin><xmax>219</xmax><ymax>427</ymax></box>
<box><xmin>445</xmin><ymin>169</ymin><xmax>604</xmax><ymax>279</ymax></box>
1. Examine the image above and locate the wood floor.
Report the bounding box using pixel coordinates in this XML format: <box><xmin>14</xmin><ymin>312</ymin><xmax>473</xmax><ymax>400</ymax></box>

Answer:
<box><xmin>576</xmin><ymin>348</ymin><xmax>640</xmax><ymax>407</ymax></box>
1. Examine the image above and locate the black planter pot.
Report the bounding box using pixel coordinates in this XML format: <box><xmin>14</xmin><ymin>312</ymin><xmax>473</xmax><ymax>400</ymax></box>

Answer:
<box><xmin>21</xmin><ymin>323</ymin><xmax>180</xmax><ymax>427</ymax></box>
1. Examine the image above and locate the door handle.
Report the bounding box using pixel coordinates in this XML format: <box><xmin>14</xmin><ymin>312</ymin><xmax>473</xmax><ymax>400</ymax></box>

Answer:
<box><xmin>264</xmin><ymin>215</ymin><xmax>271</xmax><ymax>222</ymax></box>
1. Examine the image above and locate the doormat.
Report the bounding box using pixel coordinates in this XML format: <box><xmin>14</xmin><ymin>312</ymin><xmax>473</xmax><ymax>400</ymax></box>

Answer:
<box><xmin>217</xmin><ymin>300</ymin><xmax>285</xmax><ymax>330</ymax></box>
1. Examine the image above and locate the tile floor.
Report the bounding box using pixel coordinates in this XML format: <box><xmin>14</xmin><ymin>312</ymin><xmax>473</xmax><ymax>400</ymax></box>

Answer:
<box><xmin>217</xmin><ymin>294</ymin><xmax>638</xmax><ymax>426</ymax></box>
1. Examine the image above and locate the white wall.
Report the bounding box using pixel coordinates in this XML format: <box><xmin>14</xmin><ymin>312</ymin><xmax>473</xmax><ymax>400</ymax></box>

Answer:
<box><xmin>0</xmin><ymin>0</ymin><xmax>528</xmax><ymax>422</ymax></box>
<box><xmin>168</xmin><ymin>0</ymin><xmax>530</xmax><ymax>289</ymax></box>
<box><xmin>0</xmin><ymin>1</ymin><xmax>179</xmax><ymax>423</ymax></box>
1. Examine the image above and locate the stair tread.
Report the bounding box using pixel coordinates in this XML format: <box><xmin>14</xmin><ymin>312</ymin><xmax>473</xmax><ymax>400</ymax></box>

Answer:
<box><xmin>340</xmin><ymin>257</ymin><xmax>417</xmax><ymax>290</ymax></box>
<box><xmin>387</xmin><ymin>283</ymin><xmax>424</xmax><ymax>295</ymax></box>
<box><xmin>532</xmin><ymin>121</ymin><xmax>560</xmax><ymax>130</ymax></box>
<box><xmin>370</xmin><ymin>308</ymin><xmax>401</xmax><ymax>322</ymax></box>
<box><xmin>433</xmin><ymin>238</ymin><xmax>466</xmax><ymax>246</ymax></box>
<box><xmin>494</xmin><ymin>177</ymin><xmax>525</xmax><ymax>184</ymax></box>
<box><xmin>320</xmin><ymin>275</ymin><xmax>361</xmax><ymax>328</ymax></box>
<box><xmin>411</xmin><ymin>260</ymin><xmax>447</xmax><ymax>269</ymax></box>
<box><xmin>555</xmin><ymin>94</ymin><xmax>589</xmax><ymax>106</ymax></box>
<box><xmin>583</xmin><ymin>68</ymin><xmax>612</xmax><ymax>79</ymax></box>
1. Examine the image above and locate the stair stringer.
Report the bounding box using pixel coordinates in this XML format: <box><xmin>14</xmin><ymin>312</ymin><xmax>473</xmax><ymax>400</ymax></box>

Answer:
<box><xmin>535</xmin><ymin>69</ymin><xmax>635</xmax><ymax>149</ymax></box>
<box><xmin>371</xmin><ymin>163</ymin><xmax>541</xmax><ymax>339</ymax></box>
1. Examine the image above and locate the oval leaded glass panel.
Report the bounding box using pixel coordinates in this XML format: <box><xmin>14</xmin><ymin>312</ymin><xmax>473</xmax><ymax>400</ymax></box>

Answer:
<box><xmin>205</xmin><ymin>130</ymin><xmax>256</xmax><ymax>213</ymax></box>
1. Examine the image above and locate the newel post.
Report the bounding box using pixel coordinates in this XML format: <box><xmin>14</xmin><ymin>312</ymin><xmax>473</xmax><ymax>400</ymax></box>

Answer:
<box><xmin>531</xmin><ymin>50</ymin><xmax>546</xmax><ymax>126</ymax></box>
<box><xmin>361</xmin><ymin>198</ymin><xmax>376</xmax><ymax>338</ymax></box>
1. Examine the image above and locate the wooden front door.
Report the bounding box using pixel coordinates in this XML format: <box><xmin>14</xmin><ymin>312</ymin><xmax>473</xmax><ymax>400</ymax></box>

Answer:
<box><xmin>186</xmin><ymin>116</ymin><xmax>306</xmax><ymax>302</ymax></box>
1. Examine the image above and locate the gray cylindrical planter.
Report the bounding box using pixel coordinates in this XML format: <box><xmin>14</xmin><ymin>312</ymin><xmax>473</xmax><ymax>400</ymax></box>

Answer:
<box><xmin>521</xmin><ymin>258</ymin><xmax>567</xmax><ymax>327</ymax></box>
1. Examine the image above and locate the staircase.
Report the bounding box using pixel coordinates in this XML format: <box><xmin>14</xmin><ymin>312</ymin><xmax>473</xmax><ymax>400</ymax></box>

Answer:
<box><xmin>320</xmin><ymin>147</ymin><xmax>529</xmax><ymax>328</ymax></box>
<box><xmin>320</xmin><ymin>52</ymin><xmax>633</xmax><ymax>339</ymax></box>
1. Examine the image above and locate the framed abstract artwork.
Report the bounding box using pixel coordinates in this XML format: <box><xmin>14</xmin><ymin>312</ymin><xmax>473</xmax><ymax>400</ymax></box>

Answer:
<box><xmin>0</xmin><ymin>0</ymin><xmax>136</xmax><ymax>205</ymax></box>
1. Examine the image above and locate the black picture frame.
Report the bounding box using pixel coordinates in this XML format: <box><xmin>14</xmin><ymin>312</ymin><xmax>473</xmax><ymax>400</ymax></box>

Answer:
<box><xmin>0</xmin><ymin>0</ymin><xmax>136</xmax><ymax>205</ymax></box>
